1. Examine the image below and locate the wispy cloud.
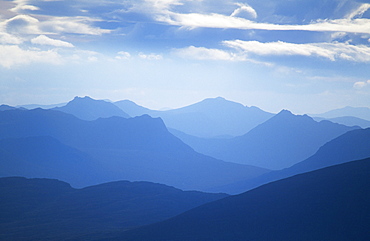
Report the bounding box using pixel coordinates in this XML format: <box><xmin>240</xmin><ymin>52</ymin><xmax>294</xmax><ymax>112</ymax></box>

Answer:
<box><xmin>115</xmin><ymin>51</ymin><xmax>131</xmax><ymax>60</ymax></box>
<box><xmin>345</xmin><ymin>3</ymin><xmax>370</xmax><ymax>19</ymax></box>
<box><xmin>31</xmin><ymin>35</ymin><xmax>74</xmax><ymax>48</ymax></box>
<box><xmin>0</xmin><ymin>32</ymin><xmax>23</xmax><ymax>44</ymax></box>
<box><xmin>146</xmin><ymin>1</ymin><xmax>370</xmax><ymax>35</ymax></box>
<box><xmin>138</xmin><ymin>52</ymin><xmax>163</xmax><ymax>60</ymax></box>
<box><xmin>175</xmin><ymin>40</ymin><xmax>370</xmax><ymax>63</ymax></box>
<box><xmin>353</xmin><ymin>80</ymin><xmax>370</xmax><ymax>89</ymax></box>
<box><xmin>173</xmin><ymin>45</ymin><xmax>245</xmax><ymax>61</ymax></box>
<box><xmin>0</xmin><ymin>45</ymin><xmax>62</xmax><ymax>68</ymax></box>
<box><xmin>223</xmin><ymin>40</ymin><xmax>370</xmax><ymax>62</ymax></box>
<box><xmin>157</xmin><ymin>11</ymin><xmax>370</xmax><ymax>34</ymax></box>
<box><xmin>230</xmin><ymin>3</ymin><xmax>257</xmax><ymax>19</ymax></box>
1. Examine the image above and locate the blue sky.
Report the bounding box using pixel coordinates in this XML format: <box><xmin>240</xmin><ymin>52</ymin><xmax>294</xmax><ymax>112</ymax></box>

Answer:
<box><xmin>0</xmin><ymin>0</ymin><xmax>370</xmax><ymax>114</ymax></box>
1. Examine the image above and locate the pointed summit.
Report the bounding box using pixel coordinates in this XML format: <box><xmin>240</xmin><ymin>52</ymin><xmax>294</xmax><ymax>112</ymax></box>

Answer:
<box><xmin>198</xmin><ymin>108</ymin><xmax>358</xmax><ymax>170</ymax></box>
<box><xmin>54</xmin><ymin>96</ymin><xmax>130</xmax><ymax>121</ymax></box>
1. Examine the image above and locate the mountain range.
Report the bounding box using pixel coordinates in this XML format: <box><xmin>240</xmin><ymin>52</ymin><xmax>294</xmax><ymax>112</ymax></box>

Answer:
<box><xmin>115</xmin><ymin>158</ymin><xmax>370</xmax><ymax>241</ymax></box>
<box><xmin>115</xmin><ymin>97</ymin><xmax>274</xmax><ymax>138</ymax></box>
<box><xmin>312</xmin><ymin>106</ymin><xmax>370</xmax><ymax>121</ymax></box>
<box><xmin>172</xmin><ymin>110</ymin><xmax>358</xmax><ymax>170</ymax></box>
<box><xmin>313</xmin><ymin>116</ymin><xmax>370</xmax><ymax>129</ymax></box>
<box><xmin>0</xmin><ymin>177</ymin><xmax>227</xmax><ymax>240</ymax></box>
<box><xmin>215</xmin><ymin>127</ymin><xmax>370</xmax><ymax>194</ymax></box>
<box><xmin>1</xmin><ymin>96</ymin><xmax>370</xmax><ymax>240</ymax></box>
<box><xmin>0</xmin><ymin>108</ymin><xmax>268</xmax><ymax>192</ymax></box>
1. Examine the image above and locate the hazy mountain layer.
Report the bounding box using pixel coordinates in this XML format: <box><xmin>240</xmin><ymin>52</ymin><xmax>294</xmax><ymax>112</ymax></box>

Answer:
<box><xmin>0</xmin><ymin>136</ymin><xmax>104</xmax><ymax>188</ymax></box>
<box><xmin>0</xmin><ymin>108</ymin><xmax>268</xmax><ymax>192</ymax></box>
<box><xmin>313</xmin><ymin>106</ymin><xmax>370</xmax><ymax>121</ymax></box>
<box><xmin>173</xmin><ymin>110</ymin><xmax>358</xmax><ymax>170</ymax></box>
<box><xmin>214</xmin><ymin>127</ymin><xmax>370</xmax><ymax>194</ymax></box>
<box><xmin>115</xmin><ymin>97</ymin><xmax>274</xmax><ymax>138</ymax></box>
<box><xmin>314</xmin><ymin>116</ymin><xmax>370</xmax><ymax>129</ymax></box>
<box><xmin>54</xmin><ymin>96</ymin><xmax>130</xmax><ymax>120</ymax></box>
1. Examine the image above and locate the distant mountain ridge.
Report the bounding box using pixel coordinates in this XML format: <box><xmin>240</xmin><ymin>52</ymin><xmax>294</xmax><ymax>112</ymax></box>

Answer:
<box><xmin>174</xmin><ymin>109</ymin><xmax>358</xmax><ymax>170</ymax></box>
<box><xmin>313</xmin><ymin>106</ymin><xmax>370</xmax><ymax>121</ymax></box>
<box><xmin>114</xmin><ymin>97</ymin><xmax>274</xmax><ymax>138</ymax></box>
<box><xmin>313</xmin><ymin>116</ymin><xmax>370</xmax><ymax>129</ymax></box>
<box><xmin>53</xmin><ymin>96</ymin><xmax>130</xmax><ymax>120</ymax></box>
<box><xmin>0</xmin><ymin>177</ymin><xmax>228</xmax><ymax>240</ymax></box>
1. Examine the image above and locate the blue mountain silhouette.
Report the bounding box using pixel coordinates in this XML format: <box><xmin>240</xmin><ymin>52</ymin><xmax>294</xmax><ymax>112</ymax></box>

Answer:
<box><xmin>116</xmin><ymin>158</ymin><xmax>370</xmax><ymax>241</ymax></box>
<box><xmin>0</xmin><ymin>177</ymin><xmax>227</xmax><ymax>240</ymax></box>
<box><xmin>114</xmin><ymin>97</ymin><xmax>273</xmax><ymax>138</ymax></box>
<box><xmin>173</xmin><ymin>109</ymin><xmax>358</xmax><ymax>170</ymax></box>
<box><xmin>0</xmin><ymin>108</ymin><xmax>268</xmax><ymax>192</ymax></box>
<box><xmin>215</xmin><ymin>127</ymin><xmax>370</xmax><ymax>194</ymax></box>
<box><xmin>53</xmin><ymin>96</ymin><xmax>130</xmax><ymax>120</ymax></box>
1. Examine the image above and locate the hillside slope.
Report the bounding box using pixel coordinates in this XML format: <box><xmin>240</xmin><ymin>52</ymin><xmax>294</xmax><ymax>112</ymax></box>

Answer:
<box><xmin>117</xmin><ymin>158</ymin><xmax>370</xmax><ymax>241</ymax></box>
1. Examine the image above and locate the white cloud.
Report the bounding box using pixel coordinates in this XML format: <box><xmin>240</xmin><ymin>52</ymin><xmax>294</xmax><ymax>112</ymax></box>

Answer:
<box><xmin>3</xmin><ymin>14</ymin><xmax>110</xmax><ymax>36</ymax></box>
<box><xmin>5</xmin><ymin>14</ymin><xmax>41</xmax><ymax>34</ymax></box>
<box><xmin>173</xmin><ymin>46</ymin><xmax>245</xmax><ymax>61</ymax></box>
<box><xmin>10</xmin><ymin>0</ymin><xmax>40</xmax><ymax>12</ymax></box>
<box><xmin>116</xmin><ymin>51</ymin><xmax>131</xmax><ymax>60</ymax></box>
<box><xmin>223</xmin><ymin>40</ymin><xmax>370</xmax><ymax>62</ymax></box>
<box><xmin>230</xmin><ymin>3</ymin><xmax>257</xmax><ymax>19</ymax></box>
<box><xmin>0</xmin><ymin>33</ymin><xmax>23</xmax><ymax>44</ymax></box>
<box><xmin>31</xmin><ymin>35</ymin><xmax>74</xmax><ymax>47</ymax></box>
<box><xmin>138</xmin><ymin>52</ymin><xmax>163</xmax><ymax>60</ymax></box>
<box><xmin>0</xmin><ymin>45</ymin><xmax>63</xmax><ymax>68</ymax></box>
<box><xmin>353</xmin><ymin>80</ymin><xmax>370</xmax><ymax>89</ymax></box>
<box><xmin>153</xmin><ymin>7</ymin><xmax>370</xmax><ymax>34</ymax></box>
<box><xmin>39</xmin><ymin>16</ymin><xmax>111</xmax><ymax>35</ymax></box>
<box><xmin>345</xmin><ymin>3</ymin><xmax>370</xmax><ymax>19</ymax></box>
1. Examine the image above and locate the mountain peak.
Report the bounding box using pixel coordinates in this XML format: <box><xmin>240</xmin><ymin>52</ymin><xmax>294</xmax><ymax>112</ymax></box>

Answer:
<box><xmin>277</xmin><ymin>109</ymin><xmax>293</xmax><ymax>115</ymax></box>
<box><xmin>72</xmin><ymin>96</ymin><xmax>94</xmax><ymax>102</ymax></box>
<box><xmin>54</xmin><ymin>96</ymin><xmax>130</xmax><ymax>120</ymax></box>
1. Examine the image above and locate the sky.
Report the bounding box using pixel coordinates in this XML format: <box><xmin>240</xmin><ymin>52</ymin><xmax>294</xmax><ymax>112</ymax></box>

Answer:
<box><xmin>0</xmin><ymin>0</ymin><xmax>370</xmax><ymax>114</ymax></box>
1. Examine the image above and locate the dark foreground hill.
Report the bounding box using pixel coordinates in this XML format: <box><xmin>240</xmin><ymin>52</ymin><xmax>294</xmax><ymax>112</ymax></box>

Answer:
<box><xmin>115</xmin><ymin>158</ymin><xmax>370</xmax><ymax>241</ymax></box>
<box><xmin>0</xmin><ymin>177</ymin><xmax>228</xmax><ymax>240</ymax></box>
<box><xmin>0</xmin><ymin>109</ymin><xmax>268</xmax><ymax>192</ymax></box>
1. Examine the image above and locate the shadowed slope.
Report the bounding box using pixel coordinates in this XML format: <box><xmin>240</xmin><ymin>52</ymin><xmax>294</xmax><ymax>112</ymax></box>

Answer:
<box><xmin>174</xmin><ymin>110</ymin><xmax>358</xmax><ymax>170</ymax></box>
<box><xmin>116</xmin><ymin>158</ymin><xmax>370</xmax><ymax>241</ymax></box>
<box><xmin>0</xmin><ymin>177</ymin><xmax>228</xmax><ymax>240</ymax></box>
<box><xmin>212</xmin><ymin>127</ymin><xmax>370</xmax><ymax>194</ymax></box>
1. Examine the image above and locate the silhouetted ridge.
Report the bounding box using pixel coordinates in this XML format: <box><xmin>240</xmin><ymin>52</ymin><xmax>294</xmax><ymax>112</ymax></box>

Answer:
<box><xmin>184</xmin><ymin>109</ymin><xmax>358</xmax><ymax>170</ymax></box>
<box><xmin>218</xmin><ymin>127</ymin><xmax>370</xmax><ymax>194</ymax></box>
<box><xmin>0</xmin><ymin>108</ymin><xmax>267</xmax><ymax>192</ymax></box>
<box><xmin>314</xmin><ymin>106</ymin><xmax>370</xmax><ymax>121</ymax></box>
<box><xmin>114</xmin><ymin>97</ymin><xmax>274</xmax><ymax>138</ymax></box>
<box><xmin>0</xmin><ymin>177</ymin><xmax>228</xmax><ymax>240</ymax></box>
<box><xmin>116</xmin><ymin>158</ymin><xmax>370</xmax><ymax>241</ymax></box>
<box><xmin>54</xmin><ymin>96</ymin><xmax>130</xmax><ymax>120</ymax></box>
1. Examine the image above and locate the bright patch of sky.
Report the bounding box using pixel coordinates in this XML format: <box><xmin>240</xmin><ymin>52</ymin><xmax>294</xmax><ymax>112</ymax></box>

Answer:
<box><xmin>0</xmin><ymin>0</ymin><xmax>369</xmax><ymax>113</ymax></box>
